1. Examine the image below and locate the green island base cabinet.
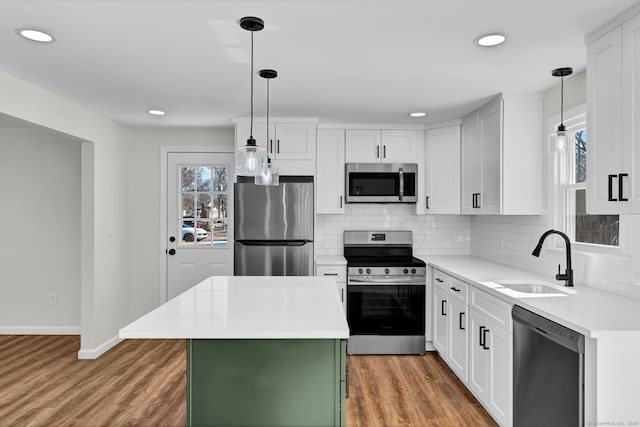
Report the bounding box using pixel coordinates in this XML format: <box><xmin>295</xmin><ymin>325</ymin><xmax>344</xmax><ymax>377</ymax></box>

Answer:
<box><xmin>187</xmin><ymin>339</ymin><xmax>346</xmax><ymax>427</ymax></box>
<box><xmin>119</xmin><ymin>276</ymin><xmax>349</xmax><ymax>427</ymax></box>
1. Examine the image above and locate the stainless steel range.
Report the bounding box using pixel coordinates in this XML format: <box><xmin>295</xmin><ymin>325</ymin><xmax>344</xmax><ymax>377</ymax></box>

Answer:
<box><xmin>343</xmin><ymin>230</ymin><xmax>426</xmax><ymax>355</ymax></box>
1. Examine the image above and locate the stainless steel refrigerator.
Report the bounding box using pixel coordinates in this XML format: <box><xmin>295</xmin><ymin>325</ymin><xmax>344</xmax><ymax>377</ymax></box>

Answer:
<box><xmin>234</xmin><ymin>178</ymin><xmax>313</xmax><ymax>276</ymax></box>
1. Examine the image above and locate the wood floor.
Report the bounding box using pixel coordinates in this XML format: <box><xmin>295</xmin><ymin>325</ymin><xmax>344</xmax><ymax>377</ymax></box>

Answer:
<box><xmin>0</xmin><ymin>335</ymin><xmax>497</xmax><ymax>427</ymax></box>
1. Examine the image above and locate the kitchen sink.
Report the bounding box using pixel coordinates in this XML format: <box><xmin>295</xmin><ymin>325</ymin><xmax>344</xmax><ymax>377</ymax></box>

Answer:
<box><xmin>490</xmin><ymin>280</ymin><xmax>577</xmax><ymax>297</ymax></box>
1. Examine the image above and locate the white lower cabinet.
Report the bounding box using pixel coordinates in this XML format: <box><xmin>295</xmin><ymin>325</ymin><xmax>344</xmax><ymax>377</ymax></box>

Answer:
<box><xmin>432</xmin><ymin>269</ymin><xmax>468</xmax><ymax>383</ymax></box>
<box><xmin>315</xmin><ymin>263</ymin><xmax>347</xmax><ymax>313</ymax></box>
<box><xmin>432</xmin><ymin>267</ymin><xmax>512</xmax><ymax>426</ymax></box>
<box><xmin>468</xmin><ymin>288</ymin><xmax>512</xmax><ymax>427</ymax></box>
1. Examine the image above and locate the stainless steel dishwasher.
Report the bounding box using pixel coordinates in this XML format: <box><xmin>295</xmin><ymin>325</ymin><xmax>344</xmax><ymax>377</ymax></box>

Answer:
<box><xmin>512</xmin><ymin>305</ymin><xmax>585</xmax><ymax>427</ymax></box>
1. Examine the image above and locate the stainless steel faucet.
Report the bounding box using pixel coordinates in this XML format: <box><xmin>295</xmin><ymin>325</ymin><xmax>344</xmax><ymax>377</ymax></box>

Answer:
<box><xmin>531</xmin><ymin>229</ymin><xmax>574</xmax><ymax>287</ymax></box>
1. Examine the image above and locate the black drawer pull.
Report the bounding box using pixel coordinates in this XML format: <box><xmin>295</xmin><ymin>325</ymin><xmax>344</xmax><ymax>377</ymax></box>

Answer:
<box><xmin>441</xmin><ymin>300</ymin><xmax>447</xmax><ymax>316</ymax></box>
<box><xmin>450</xmin><ymin>286</ymin><xmax>461</xmax><ymax>292</ymax></box>
<box><xmin>459</xmin><ymin>312</ymin><xmax>465</xmax><ymax>330</ymax></box>
<box><xmin>479</xmin><ymin>326</ymin><xmax>485</xmax><ymax>347</ymax></box>
<box><xmin>435</xmin><ymin>278</ymin><xmax>444</xmax><ymax>283</ymax></box>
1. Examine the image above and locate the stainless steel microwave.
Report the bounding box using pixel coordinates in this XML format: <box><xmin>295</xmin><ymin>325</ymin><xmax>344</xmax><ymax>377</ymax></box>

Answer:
<box><xmin>345</xmin><ymin>163</ymin><xmax>417</xmax><ymax>203</ymax></box>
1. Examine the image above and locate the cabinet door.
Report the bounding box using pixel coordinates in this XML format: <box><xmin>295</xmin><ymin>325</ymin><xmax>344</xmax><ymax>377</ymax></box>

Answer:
<box><xmin>274</xmin><ymin>123</ymin><xmax>316</xmax><ymax>160</ymax></box>
<box><xmin>425</xmin><ymin>125</ymin><xmax>461</xmax><ymax>214</ymax></box>
<box><xmin>587</xmin><ymin>26</ymin><xmax>624</xmax><ymax>214</ymax></box>
<box><xmin>477</xmin><ymin>99</ymin><xmax>501</xmax><ymax>215</ymax></box>
<box><xmin>345</xmin><ymin>129</ymin><xmax>381</xmax><ymax>163</ymax></box>
<box><xmin>448</xmin><ymin>298</ymin><xmax>468</xmax><ymax>383</ymax></box>
<box><xmin>487</xmin><ymin>323</ymin><xmax>511</xmax><ymax>426</ymax></box>
<box><xmin>316</xmin><ymin>130</ymin><xmax>345</xmax><ymax>214</ymax></box>
<box><xmin>461</xmin><ymin>113</ymin><xmax>480</xmax><ymax>214</ymax></box>
<box><xmin>622</xmin><ymin>14</ymin><xmax>640</xmax><ymax>214</ymax></box>
<box><xmin>381</xmin><ymin>130</ymin><xmax>418</xmax><ymax>163</ymax></box>
<box><xmin>468</xmin><ymin>309</ymin><xmax>489</xmax><ymax>401</ymax></box>
<box><xmin>235</xmin><ymin>122</ymin><xmax>271</xmax><ymax>151</ymax></box>
<box><xmin>433</xmin><ymin>287</ymin><xmax>449</xmax><ymax>357</ymax></box>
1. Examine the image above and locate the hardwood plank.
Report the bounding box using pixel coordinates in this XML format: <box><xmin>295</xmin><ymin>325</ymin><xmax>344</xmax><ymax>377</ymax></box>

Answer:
<box><xmin>0</xmin><ymin>336</ymin><xmax>497</xmax><ymax>426</ymax></box>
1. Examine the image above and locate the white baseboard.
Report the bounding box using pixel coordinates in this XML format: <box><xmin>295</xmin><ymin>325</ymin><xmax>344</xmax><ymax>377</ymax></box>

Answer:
<box><xmin>0</xmin><ymin>326</ymin><xmax>80</xmax><ymax>335</ymax></box>
<box><xmin>77</xmin><ymin>335</ymin><xmax>122</xmax><ymax>360</ymax></box>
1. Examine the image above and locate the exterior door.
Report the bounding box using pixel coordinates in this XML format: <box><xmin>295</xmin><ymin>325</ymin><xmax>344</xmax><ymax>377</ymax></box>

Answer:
<box><xmin>165</xmin><ymin>152</ymin><xmax>234</xmax><ymax>300</ymax></box>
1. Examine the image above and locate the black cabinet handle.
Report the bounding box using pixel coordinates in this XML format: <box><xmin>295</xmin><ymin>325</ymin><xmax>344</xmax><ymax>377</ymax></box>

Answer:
<box><xmin>269</xmin><ymin>139</ymin><xmax>273</xmax><ymax>154</ymax></box>
<box><xmin>276</xmin><ymin>139</ymin><xmax>280</xmax><ymax>154</ymax></box>
<box><xmin>167</xmin><ymin>248</ymin><xmax>176</xmax><ymax>256</ymax></box>
<box><xmin>435</xmin><ymin>278</ymin><xmax>444</xmax><ymax>283</ymax></box>
<box><xmin>619</xmin><ymin>173</ymin><xmax>628</xmax><ymax>201</ymax></box>
<box><xmin>472</xmin><ymin>193</ymin><xmax>476</xmax><ymax>208</ymax></box>
<box><xmin>450</xmin><ymin>286</ymin><xmax>461</xmax><ymax>292</ymax></box>
<box><xmin>441</xmin><ymin>300</ymin><xmax>447</xmax><ymax>316</ymax></box>
<box><xmin>341</xmin><ymin>288</ymin><xmax>344</xmax><ymax>302</ymax></box>
<box><xmin>340</xmin><ymin>196</ymin><xmax>343</xmax><ymax>208</ymax></box>
<box><xmin>472</xmin><ymin>193</ymin><xmax>481</xmax><ymax>208</ymax></box>
<box><xmin>482</xmin><ymin>328</ymin><xmax>490</xmax><ymax>350</ymax></box>
<box><xmin>376</xmin><ymin>145</ymin><xmax>380</xmax><ymax>159</ymax></box>
<box><xmin>383</xmin><ymin>145</ymin><xmax>387</xmax><ymax>158</ymax></box>
<box><xmin>479</xmin><ymin>326</ymin><xmax>485</xmax><ymax>347</ymax></box>
<box><xmin>459</xmin><ymin>312</ymin><xmax>465</xmax><ymax>330</ymax></box>
<box><xmin>426</xmin><ymin>196</ymin><xmax>430</xmax><ymax>209</ymax></box>
<box><xmin>608</xmin><ymin>174</ymin><xmax>618</xmax><ymax>201</ymax></box>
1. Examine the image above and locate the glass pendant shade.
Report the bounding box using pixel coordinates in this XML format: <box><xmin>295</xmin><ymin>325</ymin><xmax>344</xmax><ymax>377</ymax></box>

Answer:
<box><xmin>236</xmin><ymin>139</ymin><xmax>267</xmax><ymax>176</ymax></box>
<box><xmin>555</xmin><ymin>125</ymin><xmax>567</xmax><ymax>152</ymax></box>
<box><xmin>255</xmin><ymin>160</ymin><xmax>279</xmax><ymax>185</ymax></box>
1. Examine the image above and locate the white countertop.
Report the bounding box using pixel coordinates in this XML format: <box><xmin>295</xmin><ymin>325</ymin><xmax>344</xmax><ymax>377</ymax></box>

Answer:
<box><xmin>424</xmin><ymin>256</ymin><xmax>640</xmax><ymax>339</ymax></box>
<box><xmin>119</xmin><ymin>276</ymin><xmax>349</xmax><ymax>340</ymax></box>
<box><xmin>315</xmin><ymin>255</ymin><xmax>347</xmax><ymax>266</ymax></box>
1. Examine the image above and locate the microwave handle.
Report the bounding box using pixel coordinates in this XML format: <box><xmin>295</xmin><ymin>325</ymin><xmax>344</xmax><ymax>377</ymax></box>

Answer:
<box><xmin>398</xmin><ymin>167</ymin><xmax>404</xmax><ymax>201</ymax></box>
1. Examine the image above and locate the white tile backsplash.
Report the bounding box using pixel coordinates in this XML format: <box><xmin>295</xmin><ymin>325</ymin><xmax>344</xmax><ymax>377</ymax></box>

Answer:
<box><xmin>315</xmin><ymin>204</ymin><xmax>471</xmax><ymax>257</ymax></box>
<box><xmin>470</xmin><ymin>215</ymin><xmax>640</xmax><ymax>301</ymax></box>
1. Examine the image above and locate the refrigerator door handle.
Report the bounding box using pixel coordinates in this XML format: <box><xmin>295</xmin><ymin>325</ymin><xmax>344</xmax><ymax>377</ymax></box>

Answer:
<box><xmin>236</xmin><ymin>240</ymin><xmax>312</xmax><ymax>246</ymax></box>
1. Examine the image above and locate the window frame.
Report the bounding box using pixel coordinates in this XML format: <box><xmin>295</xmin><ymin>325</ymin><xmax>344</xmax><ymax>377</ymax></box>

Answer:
<box><xmin>549</xmin><ymin>104</ymin><xmax>628</xmax><ymax>256</ymax></box>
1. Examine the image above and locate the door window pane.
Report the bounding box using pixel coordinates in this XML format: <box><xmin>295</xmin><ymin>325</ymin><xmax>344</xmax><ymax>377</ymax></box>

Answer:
<box><xmin>574</xmin><ymin>130</ymin><xmax>586</xmax><ymax>183</ymax></box>
<box><xmin>178</xmin><ymin>163</ymin><xmax>229</xmax><ymax>247</ymax></box>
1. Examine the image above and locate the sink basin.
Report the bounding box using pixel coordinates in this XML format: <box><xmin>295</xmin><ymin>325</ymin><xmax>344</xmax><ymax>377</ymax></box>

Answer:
<box><xmin>490</xmin><ymin>280</ymin><xmax>577</xmax><ymax>297</ymax></box>
<box><xmin>499</xmin><ymin>283</ymin><xmax>561</xmax><ymax>294</ymax></box>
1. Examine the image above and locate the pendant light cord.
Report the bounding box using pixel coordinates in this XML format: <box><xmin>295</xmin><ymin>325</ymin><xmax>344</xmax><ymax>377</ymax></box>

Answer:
<box><xmin>266</xmin><ymin>77</ymin><xmax>270</xmax><ymax>154</ymax></box>
<box><xmin>560</xmin><ymin>76</ymin><xmax>564</xmax><ymax>126</ymax></box>
<box><xmin>250</xmin><ymin>30</ymin><xmax>254</xmax><ymax>140</ymax></box>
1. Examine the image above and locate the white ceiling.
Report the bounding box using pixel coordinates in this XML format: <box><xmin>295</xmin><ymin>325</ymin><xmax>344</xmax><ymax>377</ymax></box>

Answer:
<box><xmin>0</xmin><ymin>0</ymin><xmax>637</xmax><ymax>129</ymax></box>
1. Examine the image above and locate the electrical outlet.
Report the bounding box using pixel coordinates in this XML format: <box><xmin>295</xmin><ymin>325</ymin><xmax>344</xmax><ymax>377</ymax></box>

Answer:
<box><xmin>49</xmin><ymin>293</ymin><xmax>57</xmax><ymax>305</ymax></box>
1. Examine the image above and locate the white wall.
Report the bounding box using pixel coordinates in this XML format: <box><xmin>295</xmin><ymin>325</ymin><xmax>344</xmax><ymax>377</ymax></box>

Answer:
<box><xmin>0</xmin><ymin>70</ymin><xmax>132</xmax><ymax>356</ymax></box>
<box><xmin>0</xmin><ymin>128</ymin><xmax>81</xmax><ymax>331</ymax></box>
<box><xmin>470</xmin><ymin>70</ymin><xmax>640</xmax><ymax>301</ymax></box>
<box><xmin>316</xmin><ymin>204</ymin><xmax>471</xmax><ymax>258</ymax></box>
<box><xmin>125</xmin><ymin>128</ymin><xmax>234</xmax><ymax>321</ymax></box>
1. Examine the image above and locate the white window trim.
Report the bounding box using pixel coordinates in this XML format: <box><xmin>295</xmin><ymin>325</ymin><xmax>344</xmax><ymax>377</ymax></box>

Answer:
<box><xmin>548</xmin><ymin>104</ymin><xmax>629</xmax><ymax>257</ymax></box>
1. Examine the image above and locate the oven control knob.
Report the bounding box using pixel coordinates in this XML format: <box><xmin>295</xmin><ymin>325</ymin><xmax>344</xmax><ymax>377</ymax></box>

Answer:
<box><xmin>366</xmin><ymin>268</ymin><xmax>371</xmax><ymax>274</ymax></box>
<box><xmin>411</xmin><ymin>268</ymin><xmax>416</xmax><ymax>274</ymax></box>
<box><xmin>403</xmin><ymin>268</ymin><xmax>409</xmax><ymax>274</ymax></box>
<box><xmin>384</xmin><ymin>268</ymin><xmax>390</xmax><ymax>275</ymax></box>
<box><xmin>358</xmin><ymin>268</ymin><xmax>363</xmax><ymax>275</ymax></box>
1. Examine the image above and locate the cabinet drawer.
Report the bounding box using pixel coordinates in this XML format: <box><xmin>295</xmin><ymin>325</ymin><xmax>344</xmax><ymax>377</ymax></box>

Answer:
<box><xmin>470</xmin><ymin>287</ymin><xmax>512</xmax><ymax>332</ymax></box>
<box><xmin>448</xmin><ymin>277</ymin><xmax>468</xmax><ymax>304</ymax></box>
<box><xmin>315</xmin><ymin>265</ymin><xmax>346</xmax><ymax>283</ymax></box>
<box><xmin>433</xmin><ymin>269</ymin><xmax>449</xmax><ymax>290</ymax></box>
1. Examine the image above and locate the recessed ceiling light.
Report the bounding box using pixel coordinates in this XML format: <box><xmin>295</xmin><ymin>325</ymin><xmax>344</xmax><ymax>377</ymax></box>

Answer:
<box><xmin>409</xmin><ymin>112</ymin><xmax>426</xmax><ymax>117</ymax></box>
<box><xmin>16</xmin><ymin>28</ymin><xmax>55</xmax><ymax>43</ymax></box>
<box><xmin>475</xmin><ymin>34</ymin><xmax>506</xmax><ymax>47</ymax></box>
<box><xmin>147</xmin><ymin>109</ymin><xmax>166</xmax><ymax>116</ymax></box>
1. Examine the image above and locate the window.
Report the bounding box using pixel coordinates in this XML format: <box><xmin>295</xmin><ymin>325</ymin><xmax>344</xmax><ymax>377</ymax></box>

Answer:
<box><xmin>553</xmin><ymin>107</ymin><xmax>619</xmax><ymax>247</ymax></box>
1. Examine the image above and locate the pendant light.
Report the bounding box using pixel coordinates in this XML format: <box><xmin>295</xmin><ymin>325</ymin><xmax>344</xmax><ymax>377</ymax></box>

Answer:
<box><xmin>551</xmin><ymin>67</ymin><xmax>573</xmax><ymax>152</ymax></box>
<box><xmin>255</xmin><ymin>69</ymin><xmax>280</xmax><ymax>186</ymax></box>
<box><xmin>236</xmin><ymin>17</ymin><xmax>267</xmax><ymax>177</ymax></box>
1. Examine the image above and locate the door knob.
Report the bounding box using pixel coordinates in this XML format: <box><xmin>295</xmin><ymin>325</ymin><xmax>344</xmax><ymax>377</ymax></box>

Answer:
<box><xmin>167</xmin><ymin>249</ymin><xmax>176</xmax><ymax>255</ymax></box>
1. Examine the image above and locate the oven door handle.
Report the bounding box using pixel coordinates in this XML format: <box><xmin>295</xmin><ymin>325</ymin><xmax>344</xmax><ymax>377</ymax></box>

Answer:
<box><xmin>348</xmin><ymin>278</ymin><xmax>426</xmax><ymax>286</ymax></box>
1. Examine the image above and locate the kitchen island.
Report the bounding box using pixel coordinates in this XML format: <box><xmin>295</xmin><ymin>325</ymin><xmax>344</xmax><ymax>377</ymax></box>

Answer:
<box><xmin>119</xmin><ymin>276</ymin><xmax>349</xmax><ymax>427</ymax></box>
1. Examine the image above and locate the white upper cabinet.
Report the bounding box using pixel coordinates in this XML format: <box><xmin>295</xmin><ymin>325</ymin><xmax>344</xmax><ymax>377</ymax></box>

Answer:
<box><xmin>425</xmin><ymin>124</ymin><xmax>461</xmax><ymax>214</ymax></box>
<box><xmin>234</xmin><ymin>118</ymin><xmax>317</xmax><ymax>175</ymax></box>
<box><xmin>460</xmin><ymin>93</ymin><xmax>543</xmax><ymax>215</ymax></box>
<box><xmin>587</xmin><ymin>11</ymin><xmax>640</xmax><ymax>214</ymax></box>
<box><xmin>316</xmin><ymin>129</ymin><xmax>346</xmax><ymax>214</ymax></box>
<box><xmin>345</xmin><ymin>129</ymin><xmax>418</xmax><ymax>163</ymax></box>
